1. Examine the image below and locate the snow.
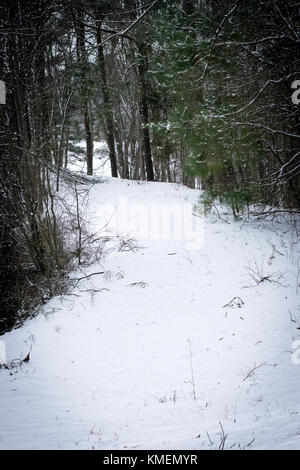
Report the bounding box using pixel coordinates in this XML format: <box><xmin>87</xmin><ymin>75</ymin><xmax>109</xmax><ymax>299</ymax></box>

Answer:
<box><xmin>67</xmin><ymin>140</ymin><xmax>112</xmax><ymax>177</ymax></box>
<box><xmin>0</xmin><ymin>176</ymin><xmax>300</xmax><ymax>450</ymax></box>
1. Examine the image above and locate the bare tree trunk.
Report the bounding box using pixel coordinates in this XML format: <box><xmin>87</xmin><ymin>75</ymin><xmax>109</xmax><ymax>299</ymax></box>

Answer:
<box><xmin>137</xmin><ymin>42</ymin><xmax>154</xmax><ymax>181</ymax></box>
<box><xmin>75</xmin><ymin>8</ymin><xmax>93</xmax><ymax>175</ymax></box>
<box><xmin>96</xmin><ymin>22</ymin><xmax>118</xmax><ymax>178</ymax></box>
<box><xmin>84</xmin><ymin>100</ymin><xmax>93</xmax><ymax>175</ymax></box>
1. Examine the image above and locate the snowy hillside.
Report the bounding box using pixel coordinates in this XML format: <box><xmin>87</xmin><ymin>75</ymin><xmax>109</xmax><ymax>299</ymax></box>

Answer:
<box><xmin>0</xmin><ymin>177</ymin><xmax>300</xmax><ymax>450</ymax></box>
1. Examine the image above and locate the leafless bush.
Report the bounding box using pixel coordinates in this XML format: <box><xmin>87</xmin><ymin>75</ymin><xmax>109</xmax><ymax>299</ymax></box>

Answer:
<box><xmin>246</xmin><ymin>260</ymin><xmax>287</xmax><ymax>287</ymax></box>
<box><xmin>118</xmin><ymin>237</ymin><xmax>138</xmax><ymax>253</ymax></box>
<box><xmin>0</xmin><ymin>156</ymin><xmax>101</xmax><ymax>333</ymax></box>
<box><xmin>0</xmin><ymin>345</ymin><xmax>32</xmax><ymax>370</ymax></box>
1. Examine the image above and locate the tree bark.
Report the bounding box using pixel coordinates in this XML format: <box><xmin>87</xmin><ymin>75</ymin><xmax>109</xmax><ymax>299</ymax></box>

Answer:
<box><xmin>75</xmin><ymin>9</ymin><xmax>93</xmax><ymax>175</ymax></box>
<box><xmin>96</xmin><ymin>22</ymin><xmax>118</xmax><ymax>178</ymax></box>
<box><xmin>137</xmin><ymin>42</ymin><xmax>154</xmax><ymax>181</ymax></box>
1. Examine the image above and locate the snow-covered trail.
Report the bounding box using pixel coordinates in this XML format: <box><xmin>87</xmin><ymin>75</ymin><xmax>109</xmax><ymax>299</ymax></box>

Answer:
<box><xmin>0</xmin><ymin>177</ymin><xmax>300</xmax><ymax>450</ymax></box>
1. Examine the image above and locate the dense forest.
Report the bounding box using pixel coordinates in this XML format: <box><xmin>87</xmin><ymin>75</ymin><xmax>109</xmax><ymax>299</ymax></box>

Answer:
<box><xmin>0</xmin><ymin>0</ymin><xmax>299</xmax><ymax>333</ymax></box>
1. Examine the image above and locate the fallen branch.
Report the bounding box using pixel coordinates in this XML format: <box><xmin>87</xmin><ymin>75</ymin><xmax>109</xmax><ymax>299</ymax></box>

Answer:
<box><xmin>188</xmin><ymin>339</ymin><xmax>197</xmax><ymax>401</ymax></box>
<box><xmin>223</xmin><ymin>297</ymin><xmax>244</xmax><ymax>308</ymax></box>
<box><xmin>212</xmin><ymin>203</ymin><xmax>231</xmax><ymax>224</ymax></box>
<box><xmin>73</xmin><ymin>271</ymin><xmax>105</xmax><ymax>288</ymax></box>
<box><xmin>206</xmin><ymin>431</ymin><xmax>214</xmax><ymax>447</ymax></box>
<box><xmin>243</xmin><ymin>362</ymin><xmax>276</xmax><ymax>382</ymax></box>
<box><xmin>252</xmin><ymin>209</ymin><xmax>300</xmax><ymax>217</ymax></box>
<box><xmin>126</xmin><ymin>281</ymin><xmax>148</xmax><ymax>288</ymax></box>
<box><xmin>247</xmin><ymin>437</ymin><xmax>255</xmax><ymax>447</ymax></box>
<box><xmin>218</xmin><ymin>421</ymin><xmax>228</xmax><ymax>450</ymax></box>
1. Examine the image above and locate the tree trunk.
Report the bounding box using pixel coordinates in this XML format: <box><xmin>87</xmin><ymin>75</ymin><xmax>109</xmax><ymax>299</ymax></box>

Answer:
<box><xmin>137</xmin><ymin>42</ymin><xmax>154</xmax><ymax>181</ymax></box>
<box><xmin>96</xmin><ymin>22</ymin><xmax>118</xmax><ymax>178</ymax></box>
<box><xmin>75</xmin><ymin>8</ymin><xmax>93</xmax><ymax>175</ymax></box>
<box><xmin>84</xmin><ymin>100</ymin><xmax>93</xmax><ymax>175</ymax></box>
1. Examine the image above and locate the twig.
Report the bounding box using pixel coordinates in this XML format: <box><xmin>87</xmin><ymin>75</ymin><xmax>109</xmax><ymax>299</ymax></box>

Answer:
<box><xmin>289</xmin><ymin>310</ymin><xmax>297</xmax><ymax>323</ymax></box>
<box><xmin>243</xmin><ymin>362</ymin><xmax>276</xmax><ymax>382</ymax></box>
<box><xmin>246</xmin><ymin>264</ymin><xmax>286</xmax><ymax>287</ymax></box>
<box><xmin>252</xmin><ymin>209</ymin><xmax>300</xmax><ymax>217</ymax></box>
<box><xmin>126</xmin><ymin>281</ymin><xmax>148</xmax><ymax>288</ymax></box>
<box><xmin>243</xmin><ymin>362</ymin><xmax>266</xmax><ymax>381</ymax></box>
<box><xmin>97</xmin><ymin>0</ymin><xmax>161</xmax><ymax>48</ymax></box>
<box><xmin>206</xmin><ymin>431</ymin><xmax>214</xmax><ymax>447</ymax></box>
<box><xmin>73</xmin><ymin>271</ymin><xmax>105</xmax><ymax>288</ymax></box>
<box><xmin>212</xmin><ymin>203</ymin><xmax>230</xmax><ymax>224</ymax></box>
<box><xmin>188</xmin><ymin>339</ymin><xmax>197</xmax><ymax>401</ymax></box>
<box><xmin>218</xmin><ymin>421</ymin><xmax>228</xmax><ymax>450</ymax></box>
<box><xmin>222</xmin><ymin>297</ymin><xmax>244</xmax><ymax>308</ymax></box>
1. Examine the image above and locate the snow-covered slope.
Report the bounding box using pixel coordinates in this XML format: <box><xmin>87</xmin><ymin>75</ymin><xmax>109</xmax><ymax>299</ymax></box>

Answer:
<box><xmin>0</xmin><ymin>177</ymin><xmax>299</xmax><ymax>450</ymax></box>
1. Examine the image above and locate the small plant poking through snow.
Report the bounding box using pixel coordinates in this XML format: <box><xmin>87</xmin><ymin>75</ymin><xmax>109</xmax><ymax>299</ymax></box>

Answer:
<box><xmin>0</xmin><ymin>345</ymin><xmax>32</xmax><ymax>371</ymax></box>
<box><xmin>126</xmin><ymin>282</ymin><xmax>149</xmax><ymax>288</ymax></box>
<box><xmin>223</xmin><ymin>297</ymin><xmax>244</xmax><ymax>308</ymax></box>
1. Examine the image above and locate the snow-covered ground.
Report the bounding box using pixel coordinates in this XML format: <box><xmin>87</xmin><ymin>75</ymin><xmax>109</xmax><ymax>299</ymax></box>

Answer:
<box><xmin>68</xmin><ymin>140</ymin><xmax>112</xmax><ymax>177</ymax></box>
<box><xmin>0</xmin><ymin>175</ymin><xmax>300</xmax><ymax>450</ymax></box>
